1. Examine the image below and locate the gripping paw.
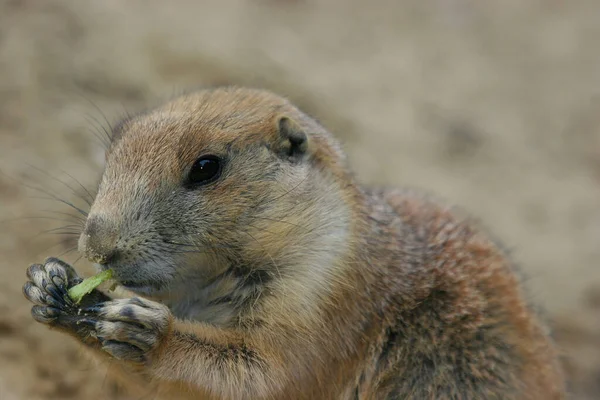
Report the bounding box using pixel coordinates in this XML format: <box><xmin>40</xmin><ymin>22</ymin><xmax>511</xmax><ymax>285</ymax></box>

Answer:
<box><xmin>23</xmin><ymin>257</ymin><xmax>108</xmax><ymax>338</ymax></box>
<box><xmin>23</xmin><ymin>257</ymin><xmax>80</xmax><ymax>322</ymax></box>
<box><xmin>23</xmin><ymin>258</ymin><xmax>171</xmax><ymax>363</ymax></box>
<box><xmin>87</xmin><ymin>297</ymin><xmax>171</xmax><ymax>363</ymax></box>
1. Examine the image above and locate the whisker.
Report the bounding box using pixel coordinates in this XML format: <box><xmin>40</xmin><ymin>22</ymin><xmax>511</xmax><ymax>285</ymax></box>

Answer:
<box><xmin>261</xmin><ymin>174</ymin><xmax>310</xmax><ymax>208</ymax></box>
<box><xmin>59</xmin><ymin>168</ymin><xmax>97</xmax><ymax>204</ymax></box>
<box><xmin>35</xmin><ymin>240</ymin><xmax>75</xmax><ymax>257</ymax></box>
<box><xmin>71</xmin><ymin>88</ymin><xmax>112</xmax><ymax>145</ymax></box>
<box><xmin>83</xmin><ymin>114</ymin><xmax>111</xmax><ymax>149</ymax></box>
<box><xmin>0</xmin><ymin>169</ymin><xmax>89</xmax><ymax>217</ymax></box>
<box><xmin>0</xmin><ymin>215</ymin><xmax>84</xmax><ymax>227</ymax></box>
<box><xmin>40</xmin><ymin>210</ymin><xmax>86</xmax><ymax>224</ymax></box>
<box><xmin>57</xmin><ymin>246</ymin><xmax>78</xmax><ymax>258</ymax></box>
<box><xmin>25</xmin><ymin>190</ymin><xmax>88</xmax><ymax>217</ymax></box>
<box><xmin>82</xmin><ymin>120</ymin><xmax>110</xmax><ymax>150</ymax></box>
<box><xmin>25</xmin><ymin>163</ymin><xmax>92</xmax><ymax>206</ymax></box>
<box><xmin>86</xmin><ymin>98</ymin><xmax>117</xmax><ymax>144</ymax></box>
<box><xmin>44</xmin><ymin>224</ymin><xmax>82</xmax><ymax>231</ymax></box>
<box><xmin>27</xmin><ymin>225</ymin><xmax>82</xmax><ymax>244</ymax></box>
<box><xmin>76</xmin><ymin>90</ymin><xmax>115</xmax><ymax>142</ymax></box>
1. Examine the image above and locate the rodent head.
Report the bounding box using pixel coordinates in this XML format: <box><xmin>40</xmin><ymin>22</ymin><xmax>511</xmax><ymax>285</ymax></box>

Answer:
<box><xmin>78</xmin><ymin>88</ymin><xmax>354</xmax><ymax>299</ymax></box>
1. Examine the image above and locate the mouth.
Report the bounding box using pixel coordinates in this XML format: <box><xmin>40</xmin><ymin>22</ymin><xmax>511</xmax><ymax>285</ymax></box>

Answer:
<box><xmin>91</xmin><ymin>263</ymin><xmax>169</xmax><ymax>295</ymax></box>
<box><xmin>120</xmin><ymin>280</ymin><xmax>146</xmax><ymax>288</ymax></box>
<box><xmin>118</xmin><ymin>279</ymin><xmax>162</xmax><ymax>293</ymax></box>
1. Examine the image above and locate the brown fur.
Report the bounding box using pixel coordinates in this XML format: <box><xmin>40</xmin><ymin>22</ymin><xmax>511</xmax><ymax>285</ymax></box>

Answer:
<box><xmin>23</xmin><ymin>87</ymin><xmax>564</xmax><ymax>399</ymax></box>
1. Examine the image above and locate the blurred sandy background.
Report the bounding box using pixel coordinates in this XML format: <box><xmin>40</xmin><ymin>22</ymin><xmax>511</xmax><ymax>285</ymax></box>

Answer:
<box><xmin>0</xmin><ymin>0</ymin><xmax>599</xmax><ymax>398</ymax></box>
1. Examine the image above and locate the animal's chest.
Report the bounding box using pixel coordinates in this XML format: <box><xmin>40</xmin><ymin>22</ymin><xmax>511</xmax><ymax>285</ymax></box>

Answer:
<box><xmin>165</xmin><ymin>274</ymin><xmax>255</xmax><ymax>326</ymax></box>
<box><xmin>169</xmin><ymin>299</ymin><xmax>238</xmax><ymax>326</ymax></box>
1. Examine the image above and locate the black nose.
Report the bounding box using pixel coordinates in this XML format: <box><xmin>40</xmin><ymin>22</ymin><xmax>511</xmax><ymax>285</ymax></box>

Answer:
<box><xmin>78</xmin><ymin>214</ymin><xmax>119</xmax><ymax>264</ymax></box>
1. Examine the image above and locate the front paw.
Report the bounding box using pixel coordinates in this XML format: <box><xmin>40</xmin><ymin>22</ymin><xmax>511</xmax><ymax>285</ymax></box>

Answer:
<box><xmin>89</xmin><ymin>297</ymin><xmax>172</xmax><ymax>364</ymax></box>
<box><xmin>22</xmin><ymin>257</ymin><xmax>109</xmax><ymax>340</ymax></box>
<box><xmin>23</xmin><ymin>258</ymin><xmax>86</xmax><ymax>326</ymax></box>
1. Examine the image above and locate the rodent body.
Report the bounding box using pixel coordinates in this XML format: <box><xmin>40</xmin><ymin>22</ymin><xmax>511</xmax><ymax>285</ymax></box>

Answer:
<box><xmin>23</xmin><ymin>87</ymin><xmax>564</xmax><ymax>399</ymax></box>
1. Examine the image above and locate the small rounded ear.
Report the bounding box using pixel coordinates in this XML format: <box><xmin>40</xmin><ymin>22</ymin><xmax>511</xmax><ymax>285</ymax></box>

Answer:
<box><xmin>275</xmin><ymin>116</ymin><xmax>308</xmax><ymax>161</ymax></box>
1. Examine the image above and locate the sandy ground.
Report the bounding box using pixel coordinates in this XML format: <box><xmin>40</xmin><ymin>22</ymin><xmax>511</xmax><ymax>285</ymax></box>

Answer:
<box><xmin>0</xmin><ymin>0</ymin><xmax>599</xmax><ymax>398</ymax></box>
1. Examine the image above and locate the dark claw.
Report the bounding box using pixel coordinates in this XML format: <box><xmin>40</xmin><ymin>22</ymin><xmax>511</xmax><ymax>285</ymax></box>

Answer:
<box><xmin>44</xmin><ymin>283</ymin><xmax>62</xmax><ymax>302</ymax></box>
<box><xmin>31</xmin><ymin>305</ymin><xmax>59</xmax><ymax>324</ymax></box>
<box><xmin>51</xmin><ymin>275</ymin><xmax>71</xmax><ymax>303</ymax></box>
<box><xmin>43</xmin><ymin>306</ymin><xmax>62</xmax><ymax>318</ymax></box>
<box><xmin>62</xmin><ymin>291</ymin><xmax>75</xmax><ymax>307</ymax></box>
<box><xmin>49</xmin><ymin>272</ymin><xmax>66</xmax><ymax>289</ymax></box>
<box><xmin>76</xmin><ymin>317</ymin><xmax>99</xmax><ymax>328</ymax></box>
<box><xmin>44</xmin><ymin>280</ymin><xmax>74</xmax><ymax>309</ymax></box>
<box><xmin>44</xmin><ymin>294</ymin><xmax>65</xmax><ymax>309</ymax></box>
<box><xmin>69</xmin><ymin>277</ymin><xmax>83</xmax><ymax>288</ymax></box>
<box><xmin>82</xmin><ymin>304</ymin><xmax>105</xmax><ymax>314</ymax></box>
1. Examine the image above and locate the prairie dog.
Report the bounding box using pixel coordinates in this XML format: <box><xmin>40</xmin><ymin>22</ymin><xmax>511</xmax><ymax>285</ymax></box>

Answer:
<box><xmin>23</xmin><ymin>87</ymin><xmax>564</xmax><ymax>399</ymax></box>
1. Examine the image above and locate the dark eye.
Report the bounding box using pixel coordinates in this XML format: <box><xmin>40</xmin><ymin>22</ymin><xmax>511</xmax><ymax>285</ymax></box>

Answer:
<box><xmin>186</xmin><ymin>155</ymin><xmax>222</xmax><ymax>187</ymax></box>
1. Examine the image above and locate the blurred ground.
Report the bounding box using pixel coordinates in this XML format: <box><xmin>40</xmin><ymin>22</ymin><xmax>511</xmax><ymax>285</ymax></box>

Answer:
<box><xmin>0</xmin><ymin>0</ymin><xmax>599</xmax><ymax>398</ymax></box>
